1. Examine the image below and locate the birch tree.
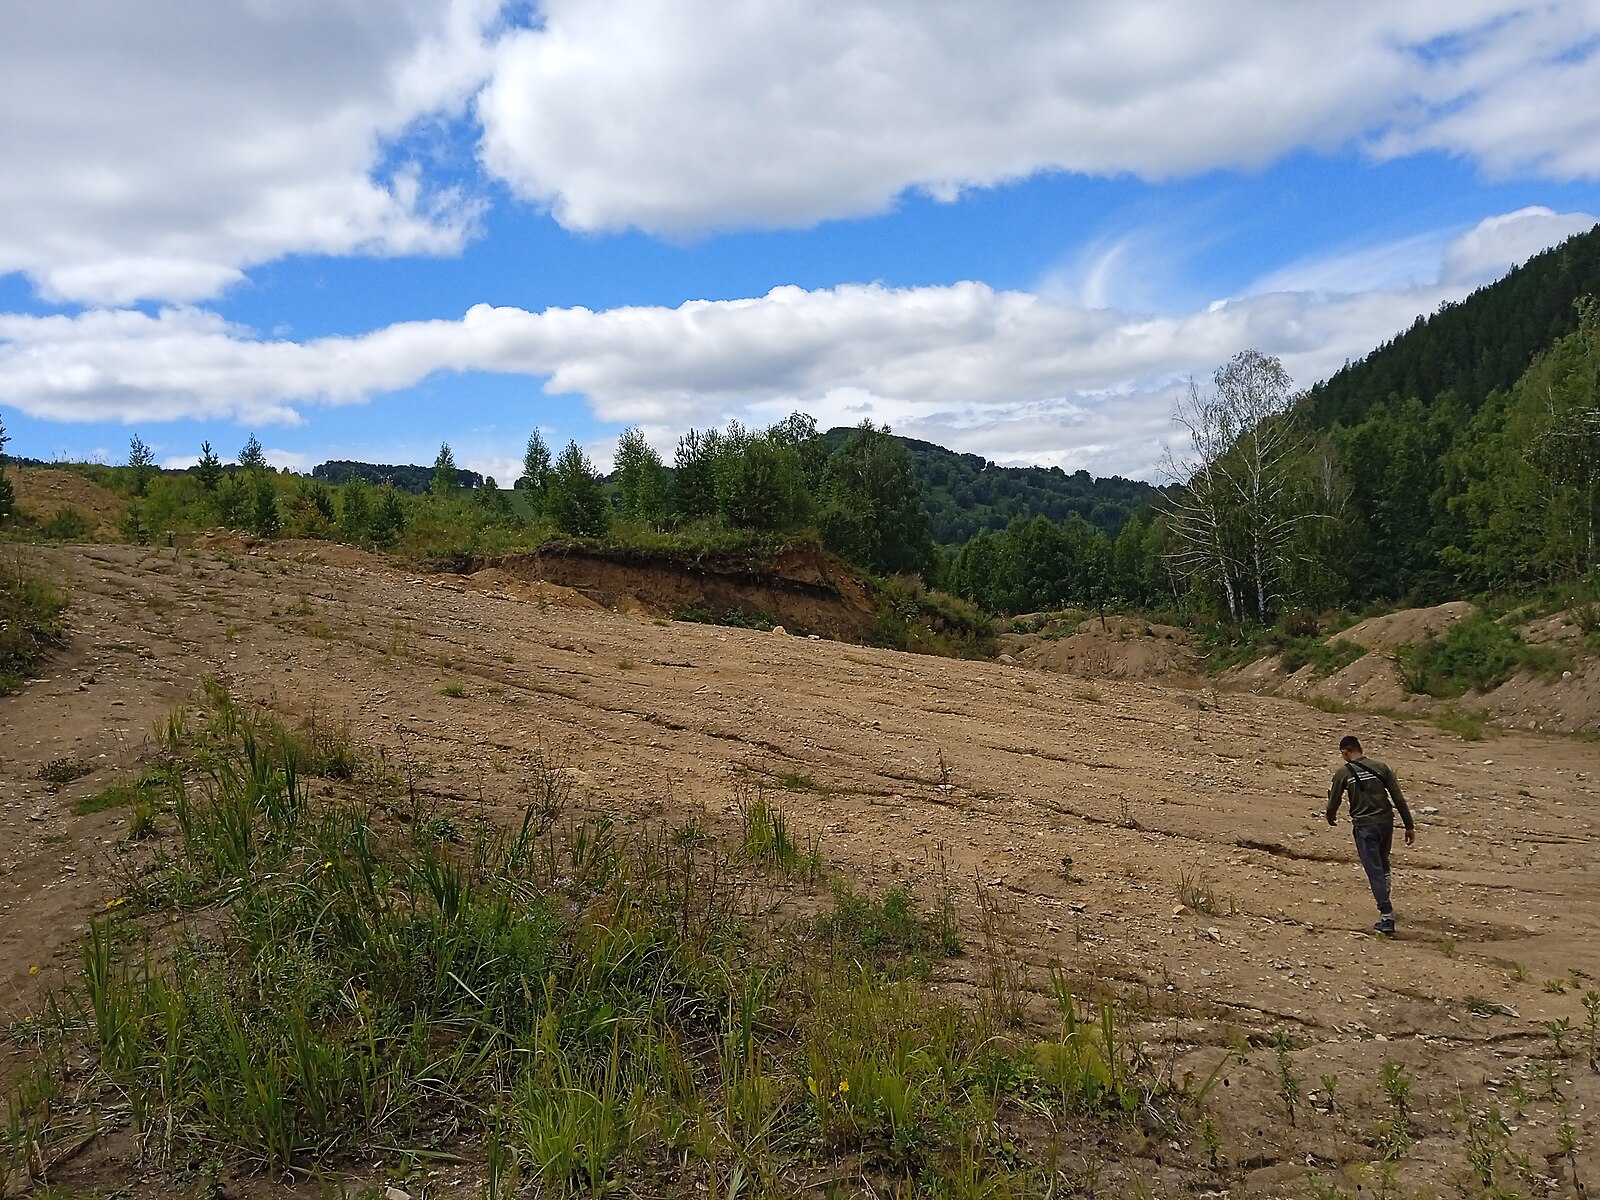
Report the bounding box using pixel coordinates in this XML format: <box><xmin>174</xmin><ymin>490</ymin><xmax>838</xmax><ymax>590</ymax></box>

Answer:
<box><xmin>1161</xmin><ymin>350</ymin><xmax>1328</xmax><ymax>622</ymax></box>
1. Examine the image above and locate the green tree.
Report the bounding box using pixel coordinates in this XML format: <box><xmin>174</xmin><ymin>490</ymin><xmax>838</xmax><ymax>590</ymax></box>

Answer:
<box><xmin>128</xmin><ymin>434</ymin><xmax>156</xmax><ymax>496</ymax></box>
<box><xmin>431</xmin><ymin>442</ymin><xmax>458</xmax><ymax>498</ymax></box>
<box><xmin>251</xmin><ymin>471</ymin><xmax>281</xmax><ymax>537</ymax></box>
<box><xmin>238</xmin><ymin>433</ymin><xmax>267</xmax><ymax>471</ymax></box>
<box><xmin>673</xmin><ymin>426</ymin><xmax>725</xmax><ymax>523</ymax></box>
<box><xmin>613</xmin><ymin>427</ymin><xmax>668</xmax><ymax>527</ymax></box>
<box><xmin>338</xmin><ymin>478</ymin><xmax>372</xmax><ymax>543</ymax></box>
<box><xmin>818</xmin><ymin>422</ymin><xmax>933</xmax><ymax>576</ymax></box>
<box><xmin>1162</xmin><ymin>351</ymin><xmax>1332</xmax><ymax>622</ymax></box>
<box><xmin>0</xmin><ymin>412</ymin><xmax>14</xmax><ymax>525</ymax></box>
<box><xmin>196</xmin><ymin>440</ymin><xmax>222</xmax><ymax>492</ymax></box>
<box><xmin>216</xmin><ymin>473</ymin><xmax>250</xmax><ymax>528</ymax></box>
<box><xmin>546</xmin><ymin>441</ymin><xmax>610</xmax><ymax>538</ymax></box>
<box><xmin>368</xmin><ymin>486</ymin><xmax>406</xmax><ymax>547</ymax></box>
<box><xmin>518</xmin><ymin>430</ymin><xmax>552</xmax><ymax>510</ymax></box>
<box><xmin>715</xmin><ymin>423</ymin><xmax>810</xmax><ymax>531</ymax></box>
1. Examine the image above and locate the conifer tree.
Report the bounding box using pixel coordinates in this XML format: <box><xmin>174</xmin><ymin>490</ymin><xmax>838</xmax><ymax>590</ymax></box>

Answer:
<box><xmin>196</xmin><ymin>440</ymin><xmax>222</xmax><ymax>491</ymax></box>
<box><xmin>238</xmin><ymin>433</ymin><xmax>267</xmax><ymax>471</ymax></box>
<box><xmin>432</xmin><ymin>442</ymin><xmax>458</xmax><ymax>497</ymax></box>
<box><xmin>546</xmin><ymin>441</ymin><xmax>610</xmax><ymax>538</ymax></box>
<box><xmin>128</xmin><ymin>434</ymin><xmax>156</xmax><ymax>496</ymax></box>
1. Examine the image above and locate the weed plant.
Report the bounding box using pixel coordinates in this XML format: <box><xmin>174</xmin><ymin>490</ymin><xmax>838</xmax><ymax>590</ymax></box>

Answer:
<box><xmin>4</xmin><ymin>685</ymin><xmax>1166</xmax><ymax>1196</ymax></box>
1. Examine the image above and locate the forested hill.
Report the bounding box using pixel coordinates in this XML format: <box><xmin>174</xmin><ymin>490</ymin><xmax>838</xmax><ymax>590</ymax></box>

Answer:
<box><xmin>821</xmin><ymin>429</ymin><xmax>1162</xmax><ymax>544</ymax></box>
<box><xmin>312</xmin><ymin>460</ymin><xmax>484</xmax><ymax>492</ymax></box>
<box><xmin>1302</xmin><ymin>221</ymin><xmax>1600</xmax><ymax>429</ymax></box>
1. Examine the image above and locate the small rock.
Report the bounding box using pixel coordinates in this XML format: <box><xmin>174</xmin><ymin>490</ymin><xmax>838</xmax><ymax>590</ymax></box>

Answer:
<box><xmin>385</xmin><ymin>1189</ymin><xmax>412</xmax><ymax>1200</ymax></box>
<box><xmin>770</xmin><ymin>625</ymin><xmax>787</xmax><ymax>635</ymax></box>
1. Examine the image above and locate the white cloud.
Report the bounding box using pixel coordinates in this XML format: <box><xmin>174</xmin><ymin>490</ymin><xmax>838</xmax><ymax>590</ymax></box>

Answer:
<box><xmin>7</xmin><ymin>1</ymin><xmax>1598</xmax><ymax>306</ymax></box>
<box><xmin>1441</xmin><ymin>206</ymin><xmax>1599</xmax><ymax>284</ymax></box>
<box><xmin>0</xmin><ymin>0</ymin><xmax>499</xmax><ymax>305</ymax></box>
<box><xmin>1</xmin><ymin>207</ymin><xmax>1590</xmax><ymax>479</ymax></box>
<box><xmin>478</xmin><ymin>0</ymin><xmax>1600</xmax><ymax>236</ymax></box>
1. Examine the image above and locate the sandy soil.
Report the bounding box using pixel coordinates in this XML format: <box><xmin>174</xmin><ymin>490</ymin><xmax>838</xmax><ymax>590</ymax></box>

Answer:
<box><xmin>3</xmin><ymin>543</ymin><xmax>1598</xmax><ymax>1197</ymax></box>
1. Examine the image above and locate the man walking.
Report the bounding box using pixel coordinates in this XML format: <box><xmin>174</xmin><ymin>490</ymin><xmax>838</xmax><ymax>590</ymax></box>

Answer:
<box><xmin>1327</xmin><ymin>735</ymin><xmax>1416</xmax><ymax>936</ymax></box>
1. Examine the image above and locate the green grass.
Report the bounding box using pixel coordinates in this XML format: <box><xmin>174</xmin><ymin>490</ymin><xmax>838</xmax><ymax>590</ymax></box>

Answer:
<box><xmin>1432</xmin><ymin>705</ymin><xmax>1487</xmax><ymax>741</ymax></box>
<box><xmin>1279</xmin><ymin>635</ymin><xmax>1366</xmax><ymax>679</ymax></box>
<box><xmin>4</xmin><ymin>685</ymin><xmax>1166</xmax><ymax>1195</ymax></box>
<box><xmin>0</xmin><ymin>554</ymin><xmax>68</xmax><ymax>694</ymax></box>
<box><xmin>73</xmin><ymin>780</ymin><xmax>149</xmax><ymax>816</ymax></box>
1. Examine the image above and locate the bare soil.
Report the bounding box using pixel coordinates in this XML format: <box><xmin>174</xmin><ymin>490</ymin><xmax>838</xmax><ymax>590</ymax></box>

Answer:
<box><xmin>3</xmin><ymin>543</ymin><xmax>1598</xmax><ymax>1198</ymax></box>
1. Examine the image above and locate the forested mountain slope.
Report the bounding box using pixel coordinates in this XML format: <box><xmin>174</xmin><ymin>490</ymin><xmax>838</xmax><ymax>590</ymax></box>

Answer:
<box><xmin>821</xmin><ymin>429</ymin><xmax>1162</xmax><ymax>544</ymax></box>
<box><xmin>1303</xmin><ymin>222</ymin><xmax>1600</xmax><ymax>429</ymax></box>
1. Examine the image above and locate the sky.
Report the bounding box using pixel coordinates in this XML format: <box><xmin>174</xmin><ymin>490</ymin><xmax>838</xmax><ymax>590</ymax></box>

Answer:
<box><xmin>2</xmin><ymin>2</ymin><xmax>1599</xmax><ymax>484</ymax></box>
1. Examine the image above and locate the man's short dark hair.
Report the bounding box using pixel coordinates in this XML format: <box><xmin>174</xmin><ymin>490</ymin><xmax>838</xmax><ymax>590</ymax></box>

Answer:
<box><xmin>1339</xmin><ymin>735</ymin><xmax>1362</xmax><ymax>753</ymax></box>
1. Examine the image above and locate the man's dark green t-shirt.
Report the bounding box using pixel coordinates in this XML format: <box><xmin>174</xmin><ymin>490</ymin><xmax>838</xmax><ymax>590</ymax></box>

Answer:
<box><xmin>1327</xmin><ymin>757</ymin><xmax>1414</xmax><ymax>829</ymax></box>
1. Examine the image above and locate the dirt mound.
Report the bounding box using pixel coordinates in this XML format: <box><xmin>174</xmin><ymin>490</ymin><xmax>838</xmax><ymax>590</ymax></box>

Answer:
<box><xmin>458</xmin><ymin>566</ymin><xmax>605</xmax><ymax>611</ymax></box>
<box><xmin>1222</xmin><ymin>600</ymin><xmax>1600</xmax><ymax>733</ymax></box>
<box><xmin>1339</xmin><ymin>600</ymin><xmax>1476</xmax><ymax>649</ymax></box>
<box><xmin>1227</xmin><ymin>647</ymin><xmax>1413</xmax><ymax>710</ymax></box>
<box><xmin>1011</xmin><ymin>616</ymin><xmax>1197</xmax><ymax>679</ymax></box>
<box><xmin>470</xmin><ymin>542</ymin><xmax>880</xmax><ymax>640</ymax></box>
<box><xmin>10</xmin><ymin>467</ymin><xmax>127</xmax><ymax>538</ymax></box>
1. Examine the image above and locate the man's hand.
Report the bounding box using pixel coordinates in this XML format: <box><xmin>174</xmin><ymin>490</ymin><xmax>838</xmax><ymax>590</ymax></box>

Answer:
<box><xmin>1404</xmin><ymin>826</ymin><xmax>1416</xmax><ymax>846</ymax></box>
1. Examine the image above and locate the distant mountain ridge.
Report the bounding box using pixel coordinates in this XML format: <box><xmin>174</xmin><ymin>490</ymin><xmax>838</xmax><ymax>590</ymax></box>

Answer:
<box><xmin>820</xmin><ymin>429</ymin><xmax>1162</xmax><ymax>545</ymax></box>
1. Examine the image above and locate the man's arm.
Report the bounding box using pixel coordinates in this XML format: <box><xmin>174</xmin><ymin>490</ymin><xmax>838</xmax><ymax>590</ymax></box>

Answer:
<box><xmin>1327</xmin><ymin>767</ymin><xmax>1347</xmax><ymax>825</ymax></box>
<box><xmin>1382</xmin><ymin>763</ymin><xmax>1416</xmax><ymax>836</ymax></box>
<box><xmin>1380</xmin><ymin>763</ymin><xmax>1414</xmax><ymax>828</ymax></box>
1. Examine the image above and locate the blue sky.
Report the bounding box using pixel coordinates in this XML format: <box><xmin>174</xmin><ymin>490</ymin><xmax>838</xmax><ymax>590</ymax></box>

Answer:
<box><xmin>2</xmin><ymin>2</ymin><xmax>1599</xmax><ymax>482</ymax></box>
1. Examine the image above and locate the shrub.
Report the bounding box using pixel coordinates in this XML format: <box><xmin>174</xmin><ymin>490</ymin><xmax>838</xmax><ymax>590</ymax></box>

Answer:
<box><xmin>1400</xmin><ymin>613</ymin><xmax>1565</xmax><ymax>696</ymax></box>
<box><xmin>0</xmin><ymin>555</ymin><xmax>68</xmax><ymax>694</ymax></box>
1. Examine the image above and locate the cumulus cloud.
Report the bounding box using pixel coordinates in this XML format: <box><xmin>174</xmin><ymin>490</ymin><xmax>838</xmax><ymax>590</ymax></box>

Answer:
<box><xmin>2</xmin><ymin>207</ymin><xmax>1590</xmax><ymax>478</ymax></box>
<box><xmin>0</xmin><ymin>0</ymin><xmax>499</xmax><ymax>305</ymax></box>
<box><xmin>478</xmin><ymin>0</ymin><xmax>1600</xmax><ymax>235</ymax></box>
<box><xmin>1441</xmin><ymin>206</ymin><xmax>1599</xmax><ymax>284</ymax></box>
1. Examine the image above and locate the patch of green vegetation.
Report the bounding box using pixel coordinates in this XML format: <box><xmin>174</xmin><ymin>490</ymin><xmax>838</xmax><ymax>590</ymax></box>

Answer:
<box><xmin>1432</xmin><ymin>705</ymin><xmax>1487</xmax><ymax>741</ymax></box>
<box><xmin>1398</xmin><ymin>612</ymin><xmax>1568</xmax><ymax>696</ymax></box>
<box><xmin>1279</xmin><ymin>635</ymin><xmax>1365</xmax><ymax>679</ymax></box>
<box><xmin>74</xmin><ymin>774</ymin><xmax>164</xmax><ymax>816</ymax></box>
<box><xmin>872</xmin><ymin>573</ymin><xmax>994</xmax><ymax>659</ymax></box>
<box><xmin>815</xmin><ymin>881</ymin><xmax>962</xmax><ymax>968</ymax></box>
<box><xmin>0</xmin><ymin>554</ymin><xmax>68</xmax><ymax>694</ymax></box>
<box><xmin>5</xmin><ymin>685</ymin><xmax>1165</xmax><ymax>1196</ymax></box>
<box><xmin>440</xmin><ymin>682</ymin><xmax>469</xmax><ymax>698</ymax></box>
<box><xmin>36</xmin><ymin>505</ymin><xmax>93</xmax><ymax>542</ymax></box>
<box><xmin>673</xmin><ymin>604</ymin><xmax>779</xmax><ymax>632</ymax></box>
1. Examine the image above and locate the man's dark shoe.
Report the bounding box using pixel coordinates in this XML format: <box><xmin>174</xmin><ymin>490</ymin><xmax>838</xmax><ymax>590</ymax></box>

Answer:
<box><xmin>1374</xmin><ymin>917</ymin><xmax>1396</xmax><ymax>936</ymax></box>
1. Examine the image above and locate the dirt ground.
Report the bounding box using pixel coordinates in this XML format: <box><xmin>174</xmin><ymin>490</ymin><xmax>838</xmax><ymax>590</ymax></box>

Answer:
<box><xmin>3</xmin><ymin>543</ymin><xmax>1598</xmax><ymax>1198</ymax></box>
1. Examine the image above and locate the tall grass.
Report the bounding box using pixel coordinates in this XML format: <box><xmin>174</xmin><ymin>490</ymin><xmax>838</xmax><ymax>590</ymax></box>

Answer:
<box><xmin>6</xmin><ymin>685</ymin><xmax>1167</xmax><ymax>1195</ymax></box>
<box><xmin>0</xmin><ymin>552</ymin><xmax>68</xmax><ymax>694</ymax></box>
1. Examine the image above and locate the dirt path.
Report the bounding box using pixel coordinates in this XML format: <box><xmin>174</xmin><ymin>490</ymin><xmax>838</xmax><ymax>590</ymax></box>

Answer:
<box><xmin>3</xmin><ymin>543</ymin><xmax>1597</xmax><ymax>1197</ymax></box>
